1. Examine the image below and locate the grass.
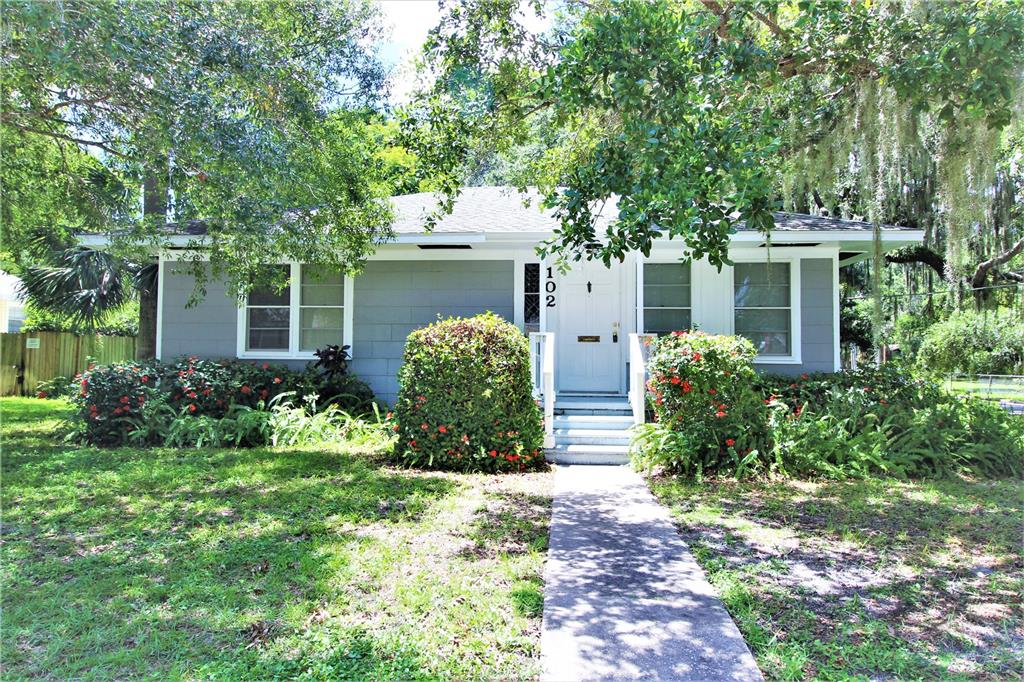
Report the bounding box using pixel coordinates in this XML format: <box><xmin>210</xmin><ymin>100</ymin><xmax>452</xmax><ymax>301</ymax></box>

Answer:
<box><xmin>648</xmin><ymin>475</ymin><xmax>1023</xmax><ymax>681</ymax></box>
<box><xmin>1</xmin><ymin>397</ymin><xmax>553</xmax><ymax>680</ymax></box>
<box><xmin>946</xmin><ymin>378</ymin><xmax>1024</xmax><ymax>402</ymax></box>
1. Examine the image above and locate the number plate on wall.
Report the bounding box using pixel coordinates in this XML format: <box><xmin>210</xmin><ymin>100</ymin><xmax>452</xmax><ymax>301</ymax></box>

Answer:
<box><xmin>577</xmin><ymin>335</ymin><xmax>600</xmax><ymax>343</ymax></box>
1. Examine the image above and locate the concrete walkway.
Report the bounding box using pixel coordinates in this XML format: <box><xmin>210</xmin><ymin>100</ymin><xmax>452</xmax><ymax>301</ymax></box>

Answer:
<box><xmin>541</xmin><ymin>465</ymin><xmax>764</xmax><ymax>682</ymax></box>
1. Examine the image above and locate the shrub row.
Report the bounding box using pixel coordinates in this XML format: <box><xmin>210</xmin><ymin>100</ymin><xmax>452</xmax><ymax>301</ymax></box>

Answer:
<box><xmin>632</xmin><ymin>332</ymin><xmax>1023</xmax><ymax>480</ymax></box>
<box><xmin>68</xmin><ymin>356</ymin><xmax>374</xmax><ymax>446</ymax></box>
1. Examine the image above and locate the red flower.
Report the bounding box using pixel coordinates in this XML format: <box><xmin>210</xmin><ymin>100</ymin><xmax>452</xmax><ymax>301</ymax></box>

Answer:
<box><xmin>801</xmin><ymin>373</ymin><xmax>809</xmax><ymax>380</ymax></box>
<box><xmin>188</xmin><ymin>404</ymin><xmax>197</xmax><ymax>412</ymax></box>
<box><xmin>489</xmin><ymin>450</ymin><xmax>497</xmax><ymax>457</ymax></box>
<box><xmin>692</xmin><ymin>353</ymin><xmax>702</xmax><ymax>362</ymax></box>
<box><xmin>273</xmin><ymin>377</ymin><xmax>282</xmax><ymax>384</ymax></box>
<box><xmin>506</xmin><ymin>454</ymin><xmax>520</xmax><ymax>462</ymax></box>
<box><xmin>120</xmin><ymin>396</ymin><xmax>130</xmax><ymax>404</ymax></box>
<box><xmin>409</xmin><ymin>440</ymin><xmax>417</xmax><ymax>447</ymax></box>
<box><xmin>386</xmin><ymin>411</ymin><xmax>393</xmax><ymax>419</ymax></box>
<box><xmin>241</xmin><ymin>385</ymin><xmax>251</xmax><ymax>394</ymax></box>
<box><xmin>36</xmin><ymin>392</ymin><xmax>47</xmax><ymax>399</ymax></box>
<box><xmin>261</xmin><ymin>363</ymin><xmax>269</xmax><ymax>370</ymax></box>
<box><xmin>715</xmin><ymin>410</ymin><xmax>727</xmax><ymax>418</ymax></box>
<box><xmin>392</xmin><ymin>424</ymin><xmax>400</xmax><ymax>431</ymax></box>
<box><xmin>725</xmin><ymin>438</ymin><xmax>735</xmax><ymax>446</ymax></box>
<box><xmin>438</xmin><ymin>425</ymin><xmax>447</xmax><ymax>434</ymax></box>
<box><xmin>202</xmin><ymin>388</ymin><xmax>211</xmax><ymax>396</ymax></box>
<box><xmin>188</xmin><ymin>391</ymin><xmax>197</xmax><ymax>399</ymax></box>
<box><xmin>113</xmin><ymin>407</ymin><xmax>123</xmax><ymax>415</ymax></box>
<box><xmin>682</xmin><ymin>381</ymin><xmax>692</xmax><ymax>393</ymax></box>
<box><xmin>670</xmin><ymin>376</ymin><xmax>681</xmax><ymax>385</ymax></box>
<box><xmin>141</xmin><ymin>375</ymin><xmax>149</xmax><ymax>383</ymax></box>
<box><xmin>708</xmin><ymin>388</ymin><xmax>717</xmax><ymax>395</ymax></box>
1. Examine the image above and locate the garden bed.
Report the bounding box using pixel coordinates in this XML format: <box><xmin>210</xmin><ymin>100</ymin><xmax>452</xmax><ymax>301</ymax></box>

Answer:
<box><xmin>649</xmin><ymin>475</ymin><xmax>1023</xmax><ymax>681</ymax></box>
<box><xmin>1</xmin><ymin>398</ymin><xmax>553</xmax><ymax>680</ymax></box>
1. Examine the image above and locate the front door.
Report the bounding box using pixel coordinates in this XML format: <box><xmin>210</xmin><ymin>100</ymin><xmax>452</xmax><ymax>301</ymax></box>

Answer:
<box><xmin>556</xmin><ymin>260</ymin><xmax>623</xmax><ymax>393</ymax></box>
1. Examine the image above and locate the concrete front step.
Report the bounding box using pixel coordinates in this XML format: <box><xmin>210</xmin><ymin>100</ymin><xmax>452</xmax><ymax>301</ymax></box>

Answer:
<box><xmin>554</xmin><ymin>429</ymin><xmax>633</xmax><ymax>446</ymax></box>
<box><xmin>555</xmin><ymin>396</ymin><xmax>631</xmax><ymax>413</ymax></box>
<box><xmin>553</xmin><ymin>414</ymin><xmax>635</xmax><ymax>429</ymax></box>
<box><xmin>546</xmin><ymin>443</ymin><xmax>631</xmax><ymax>465</ymax></box>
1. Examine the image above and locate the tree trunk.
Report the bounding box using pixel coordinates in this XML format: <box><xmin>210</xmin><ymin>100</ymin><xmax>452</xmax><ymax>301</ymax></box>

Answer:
<box><xmin>137</xmin><ymin>269</ymin><xmax>158</xmax><ymax>359</ymax></box>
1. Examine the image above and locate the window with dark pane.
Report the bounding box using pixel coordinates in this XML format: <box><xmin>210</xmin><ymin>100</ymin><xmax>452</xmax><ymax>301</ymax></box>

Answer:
<box><xmin>246</xmin><ymin>264</ymin><xmax>291</xmax><ymax>351</ymax></box>
<box><xmin>643</xmin><ymin>263</ymin><xmax>691</xmax><ymax>335</ymax></box>
<box><xmin>524</xmin><ymin>263</ymin><xmax>540</xmax><ymax>332</ymax></box>
<box><xmin>734</xmin><ymin>262</ymin><xmax>791</xmax><ymax>355</ymax></box>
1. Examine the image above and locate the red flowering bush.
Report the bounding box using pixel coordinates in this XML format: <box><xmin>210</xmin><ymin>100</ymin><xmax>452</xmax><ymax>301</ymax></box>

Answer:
<box><xmin>393</xmin><ymin>313</ymin><xmax>544</xmax><ymax>472</ymax></box>
<box><xmin>632</xmin><ymin>331</ymin><xmax>770</xmax><ymax>477</ymax></box>
<box><xmin>69</xmin><ymin>361</ymin><xmax>162</xmax><ymax>445</ymax></box>
<box><xmin>70</xmin><ymin>356</ymin><xmax>375</xmax><ymax>446</ymax></box>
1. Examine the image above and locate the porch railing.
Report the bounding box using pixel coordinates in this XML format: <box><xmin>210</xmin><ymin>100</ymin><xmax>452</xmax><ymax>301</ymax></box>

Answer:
<box><xmin>529</xmin><ymin>332</ymin><xmax>555</xmax><ymax>447</ymax></box>
<box><xmin>628</xmin><ymin>333</ymin><xmax>654</xmax><ymax>425</ymax></box>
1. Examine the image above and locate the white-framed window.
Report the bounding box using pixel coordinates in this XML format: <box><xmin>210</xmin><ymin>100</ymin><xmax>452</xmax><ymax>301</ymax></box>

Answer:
<box><xmin>733</xmin><ymin>261</ymin><xmax>798</xmax><ymax>360</ymax></box>
<box><xmin>642</xmin><ymin>262</ymin><xmax>692</xmax><ymax>335</ymax></box>
<box><xmin>237</xmin><ymin>263</ymin><xmax>353</xmax><ymax>359</ymax></box>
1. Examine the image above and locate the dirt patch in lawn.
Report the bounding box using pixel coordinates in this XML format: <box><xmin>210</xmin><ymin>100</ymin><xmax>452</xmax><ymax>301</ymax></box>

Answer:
<box><xmin>649</xmin><ymin>475</ymin><xmax>1024</xmax><ymax>681</ymax></box>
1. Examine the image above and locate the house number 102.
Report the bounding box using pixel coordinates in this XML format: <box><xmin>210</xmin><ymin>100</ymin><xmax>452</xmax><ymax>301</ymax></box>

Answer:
<box><xmin>545</xmin><ymin>266</ymin><xmax>556</xmax><ymax>308</ymax></box>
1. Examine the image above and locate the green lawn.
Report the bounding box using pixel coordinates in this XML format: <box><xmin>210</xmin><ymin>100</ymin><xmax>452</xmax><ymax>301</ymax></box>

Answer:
<box><xmin>946</xmin><ymin>378</ymin><xmax>1024</xmax><ymax>402</ymax></box>
<box><xmin>1</xmin><ymin>398</ymin><xmax>552</xmax><ymax>681</ymax></box>
<box><xmin>649</xmin><ymin>475</ymin><xmax>1023</xmax><ymax>681</ymax></box>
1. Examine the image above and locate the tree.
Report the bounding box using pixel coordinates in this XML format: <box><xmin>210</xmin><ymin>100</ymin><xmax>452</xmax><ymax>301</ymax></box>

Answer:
<box><xmin>402</xmin><ymin>0</ymin><xmax>1024</xmax><ymax>271</ymax></box>
<box><xmin>2</xmin><ymin>0</ymin><xmax>394</xmax><ymax>298</ymax></box>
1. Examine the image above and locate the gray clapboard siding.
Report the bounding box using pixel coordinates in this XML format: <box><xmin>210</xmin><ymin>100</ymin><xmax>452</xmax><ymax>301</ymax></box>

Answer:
<box><xmin>159</xmin><ymin>259</ymin><xmax>515</xmax><ymax>405</ymax></box>
<box><xmin>757</xmin><ymin>258</ymin><xmax>836</xmax><ymax>375</ymax></box>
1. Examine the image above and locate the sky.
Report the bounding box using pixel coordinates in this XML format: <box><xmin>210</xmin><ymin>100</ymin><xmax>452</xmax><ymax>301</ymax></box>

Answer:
<box><xmin>375</xmin><ymin>0</ymin><xmax>553</xmax><ymax>105</ymax></box>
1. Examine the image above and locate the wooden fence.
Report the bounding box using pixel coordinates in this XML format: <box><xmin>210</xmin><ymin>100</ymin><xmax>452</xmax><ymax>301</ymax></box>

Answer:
<box><xmin>0</xmin><ymin>332</ymin><xmax>136</xmax><ymax>396</ymax></box>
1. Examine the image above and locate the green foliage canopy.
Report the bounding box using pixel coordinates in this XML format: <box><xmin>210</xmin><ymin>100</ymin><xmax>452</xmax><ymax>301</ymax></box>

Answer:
<box><xmin>404</xmin><ymin>0</ymin><xmax>1024</xmax><ymax>269</ymax></box>
<box><xmin>2</xmin><ymin>0</ymin><xmax>395</xmax><ymax>295</ymax></box>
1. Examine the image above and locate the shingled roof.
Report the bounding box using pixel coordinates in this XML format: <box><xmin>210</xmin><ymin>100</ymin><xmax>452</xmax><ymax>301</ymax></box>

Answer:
<box><xmin>390</xmin><ymin>186</ymin><xmax>913</xmax><ymax>234</ymax></box>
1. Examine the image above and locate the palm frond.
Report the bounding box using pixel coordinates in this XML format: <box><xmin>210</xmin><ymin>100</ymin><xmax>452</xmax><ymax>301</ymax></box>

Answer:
<box><xmin>18</xmin><ymin>248</ymin><xmax>134</xmax><ymax>331</ymax></box>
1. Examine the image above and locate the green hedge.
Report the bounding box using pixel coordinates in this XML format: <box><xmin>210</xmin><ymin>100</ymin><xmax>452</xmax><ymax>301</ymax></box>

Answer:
<box><xmin>70</xmin><ymin>357</ymin><xmax>375</xmax><ymax>446</ymax></box>
<box><xmin>632</xmin><ymin>336</ymin><xmax>1023</xmax><ymax>480</ymax></box>
<box><xmin>915</xmin><ymin>310</ymin><xmax>1024</xmax><ymax>375</ymax></box>
<box><xmin>393</xmin><ymin>313</ymin><xmax>544</xmax><ymax>472</ymax></box>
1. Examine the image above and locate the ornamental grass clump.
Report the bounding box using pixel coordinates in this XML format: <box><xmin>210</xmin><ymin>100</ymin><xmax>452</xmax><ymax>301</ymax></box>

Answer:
<box><xmin>393</xmin><ymin>312</ymin><xmax>544</xmax><ymax>472</ymax></box>
<box><xmin>632</xmin><ymin>331</ymin><xmax>770</xmax><ymax>478</ymax></box>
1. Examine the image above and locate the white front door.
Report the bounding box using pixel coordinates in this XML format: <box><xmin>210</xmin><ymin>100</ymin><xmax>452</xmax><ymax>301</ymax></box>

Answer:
<box><xmin>556</xmin><ymin>260</ymin><xmax>623</xmax><ymax>393</ymax></box>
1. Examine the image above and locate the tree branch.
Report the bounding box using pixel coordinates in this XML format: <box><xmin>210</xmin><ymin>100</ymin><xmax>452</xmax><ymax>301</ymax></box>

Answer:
<box><xmin>884</xmin><ymin>245</ymin><xmax>946</xmax><ymax>277</ymax></box>
<box><xmin>971</xmin><ymin>236</ymin><xmax>1024</xmax><ymax>289</ymax></box>
<box><xmin>4</xmin><ymin>121</ymin><xmax>129</xmax><ymax>158</ymax></box>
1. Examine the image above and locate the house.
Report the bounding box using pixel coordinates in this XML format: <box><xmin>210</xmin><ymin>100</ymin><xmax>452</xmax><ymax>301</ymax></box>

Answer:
<box><xmin>100</xmin><ymin>186</ymin><xmax>923</xmax><ymax>459</ymax></box>
<box><xmin>0</xmin><ymin>272</ymin><xmax>26</xmax><ymax>333</ymax></box>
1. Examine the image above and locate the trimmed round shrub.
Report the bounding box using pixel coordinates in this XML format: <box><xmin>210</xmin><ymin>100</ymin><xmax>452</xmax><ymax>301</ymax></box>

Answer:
<box><xmin>393</xmin><ymin>313</ymin><xmax>544</xmax><ymax>472</ymax></box>
<box><xmin>633</xmin><ymin>331</ymin><xmax>769</xmax><ymax>477</ymax></box>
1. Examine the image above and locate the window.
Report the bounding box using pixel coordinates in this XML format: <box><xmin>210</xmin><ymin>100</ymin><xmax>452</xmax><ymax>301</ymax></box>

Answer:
<box><xmin>734</xmin><ymin>262</ymin><xmax>791</xmax><ymax>356</ymax></box>
<box><xmin>524</xmin><ymin>263</ymin><xmax>540</xmax><ymax>333</ymax></box>
<box><xmin>643</xmin><ymin>263</ymin><xmax>691</xmax><ymax>335</ymax></box>
<box><xmin>240</xmin><ymin>264</ymin><xmax>351</xmax><ymax>357</ymax></box>
<box><xmin>300</xmin><ymin>266</ymin><xmax>345</xmax><ymax>352</ymax></box>
<box><xmin>245</xmin><ymin>265</ymin><xmax>291</xmax><ymax>351</ymax></box>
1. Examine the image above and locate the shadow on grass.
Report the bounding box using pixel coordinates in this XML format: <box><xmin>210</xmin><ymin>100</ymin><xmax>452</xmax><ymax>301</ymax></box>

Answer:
<box><xmin>652</xmin><ymin>475</ymin><xmax>1023</xmax><ymax>680</ymax></box>
<box><xmin>459</xmin><ymin>489</ymin><xmax>552</xmax><ymax>559</ymax></box>
<box><xmin>2</xmin><ymin>436</ymin><xmax>459</xmax><ymax>679</ymax></box>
